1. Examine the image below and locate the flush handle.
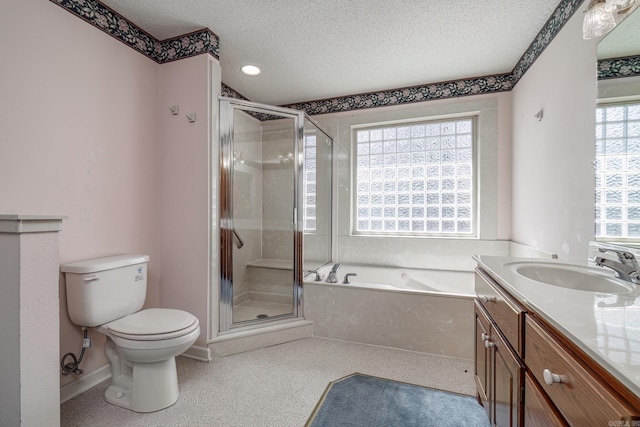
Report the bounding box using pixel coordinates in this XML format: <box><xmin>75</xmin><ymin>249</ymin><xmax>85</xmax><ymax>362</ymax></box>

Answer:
<box><xmin>83</xmin><ymin>274</ymin><xmax>100</xmax><ymax>282</ymax></box>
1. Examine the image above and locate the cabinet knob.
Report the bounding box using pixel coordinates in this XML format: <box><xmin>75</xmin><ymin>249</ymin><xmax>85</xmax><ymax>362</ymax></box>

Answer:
<box><xmin>543</xmin><ymin>369</ymin><xmax>564</xmax><ymax>386</ymax></box>
<box><xmin>484</xmin><ymin>339</ymin><xmax>495</xmax><ymax>349</ymax></box>
<box><xmin>481</xmin><ymin>332</ymin><xmax>489</xmax><ymax>341</ymax></box>
<box><xmin>481</xmin><ymin>295</ymin><xmax>497</xmax><ymax>303</ymax></box>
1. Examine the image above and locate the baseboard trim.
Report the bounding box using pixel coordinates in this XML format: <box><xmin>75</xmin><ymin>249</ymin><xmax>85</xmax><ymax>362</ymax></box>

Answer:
<box><xmin>208</xmin><ymin>320</ymin><xmax>313</xmax><ymax>357</ymax></box>
<box><xmin>60</xmin><ymin>364</ymin><xmax>111</xmax><ymax>404</ymax></box>
<box><xmin>181</xmin><ymin>344</ymin><xmax>212</xmax><ymax>362</ymax></box>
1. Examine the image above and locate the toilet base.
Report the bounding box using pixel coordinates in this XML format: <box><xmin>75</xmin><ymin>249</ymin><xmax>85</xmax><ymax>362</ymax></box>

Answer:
<box><xmin>104</xmin><ymin>338</ymin><xmax>179</xmax><ymax>412</ymax></box>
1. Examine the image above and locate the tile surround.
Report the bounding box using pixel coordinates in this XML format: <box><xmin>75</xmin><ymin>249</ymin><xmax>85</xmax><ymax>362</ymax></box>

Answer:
<box><xmin>52</xmin><ymin>0</ymin><xmax>594</xmax><ymax>116</ymax></box>
<box><xmin>304</xmin><ymin>283</ymin><xmax>474</xmax><ymax>360</ymax></box>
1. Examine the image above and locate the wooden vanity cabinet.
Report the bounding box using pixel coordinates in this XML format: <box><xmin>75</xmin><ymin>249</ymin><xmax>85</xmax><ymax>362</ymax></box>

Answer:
<box><xmin>475</xmin><ymin>300</ymin><xmax>491</xmax><ymax>420</ymax></box>
<box><xmin>474</xmin><ymin>293</ymin><xmax>524</xmax><ymax>426</ymax></box>
<box><xmin>476</xmin><ymin>267</ymin><xmax>640</xmax><ymax>427</ymax></box>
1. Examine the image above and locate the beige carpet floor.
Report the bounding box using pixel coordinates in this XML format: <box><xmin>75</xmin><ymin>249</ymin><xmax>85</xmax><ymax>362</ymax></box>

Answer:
<box><xmin>61</xmin><ymin>337</ymin><xmax>476</xmax><ymax>427</ymax></box>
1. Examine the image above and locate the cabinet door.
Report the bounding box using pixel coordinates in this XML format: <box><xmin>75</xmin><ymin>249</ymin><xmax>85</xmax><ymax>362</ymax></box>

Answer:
<box><xmin>474</xmin><ymin>301</ymin><xmax>491</xmax><ymax>421</ymax></box>
<box><xmin>491</xmin><ymin>328</ymin><xmax>524</xmax><ymax>427</ymax></box>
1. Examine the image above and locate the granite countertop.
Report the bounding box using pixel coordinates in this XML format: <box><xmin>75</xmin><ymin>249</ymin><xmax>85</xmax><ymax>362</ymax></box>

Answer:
<box><xmin>474</xmin><ymin>255</ymin><xmax>640</xmax><ymax>397</ymax></box>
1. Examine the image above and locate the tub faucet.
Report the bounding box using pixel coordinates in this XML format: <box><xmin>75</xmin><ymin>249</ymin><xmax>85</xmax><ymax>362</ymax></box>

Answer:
<box><xmin>595</xmin><ymin>248</ymin><xmax>640</xmax><ymax>283</ymax></box>
<box><xmin>326</xmin><ymin>263</ymin><xmax>342</xmax><ymax>283</ymax></box>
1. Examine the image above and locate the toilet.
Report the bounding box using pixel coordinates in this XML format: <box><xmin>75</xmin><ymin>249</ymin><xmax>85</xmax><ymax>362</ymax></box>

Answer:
<box><xmin>61</xmin><ymin>254</ymin><xmax>200</xmax><ymax>413</ymax></box>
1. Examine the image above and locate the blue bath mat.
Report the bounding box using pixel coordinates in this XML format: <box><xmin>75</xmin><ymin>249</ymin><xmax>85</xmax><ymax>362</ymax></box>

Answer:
<box><xmin>305</xmin><ymin>373</ymin><xmax>490</xmax><ymax>427</ymax></box>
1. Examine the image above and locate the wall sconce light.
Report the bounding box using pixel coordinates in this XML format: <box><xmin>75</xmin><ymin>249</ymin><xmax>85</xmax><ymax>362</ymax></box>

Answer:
<box><xmin>583</xmin><ymin>0</ymin><xmax>637</xmax><ymax>39</ymax></box>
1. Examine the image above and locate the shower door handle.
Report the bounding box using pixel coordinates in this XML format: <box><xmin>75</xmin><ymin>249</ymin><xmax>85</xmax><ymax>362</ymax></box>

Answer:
<box><xmin>232</xmin><ymin>228</ymin><xmax>244</xmax><ymax>249</ymax></box>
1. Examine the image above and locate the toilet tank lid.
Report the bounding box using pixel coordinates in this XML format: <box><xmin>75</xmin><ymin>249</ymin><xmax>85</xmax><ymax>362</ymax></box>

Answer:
<box><xmin>61</xmin><ymin>254</ymin><xmax>150</xmax><ymax>274</ymax></box>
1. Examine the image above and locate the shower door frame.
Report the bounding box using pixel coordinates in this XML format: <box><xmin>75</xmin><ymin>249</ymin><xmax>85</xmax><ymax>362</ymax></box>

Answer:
<box><xmin>219</xmin><ymin>97</ymin><xmax>305</xmax><ymax>333</ymax></box>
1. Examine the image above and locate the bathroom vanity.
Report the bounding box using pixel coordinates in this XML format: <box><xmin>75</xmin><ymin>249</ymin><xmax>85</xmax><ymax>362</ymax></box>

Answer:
<box><xmin>474</xmin><ymin>256</ymin><xmax>640</xmax><ymax>426</ymax></box>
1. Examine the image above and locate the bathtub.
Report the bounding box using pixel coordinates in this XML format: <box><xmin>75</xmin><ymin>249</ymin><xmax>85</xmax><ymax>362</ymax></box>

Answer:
<box><xmin>303</xmin><ymin>264</ymin><xmax>475</xmax><ymax>360</ymax></box>
<box><xmin>307</xmin><ymin>264</ymin><xmax>474</xmax><ymax>296</ymax></box>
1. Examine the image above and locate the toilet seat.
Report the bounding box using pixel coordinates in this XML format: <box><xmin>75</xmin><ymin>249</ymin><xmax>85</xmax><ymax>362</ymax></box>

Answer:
<box><xmin>105</xmin><ymin>308</ymin><xmax>199</xmax><ymax>341</ymax></box>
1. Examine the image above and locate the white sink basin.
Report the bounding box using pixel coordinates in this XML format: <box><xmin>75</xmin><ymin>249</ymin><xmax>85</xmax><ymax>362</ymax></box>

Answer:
<box><xmin>507</xmin><ymin>262</ymin><xmax>634</xmax><ymax>294</ymax></box>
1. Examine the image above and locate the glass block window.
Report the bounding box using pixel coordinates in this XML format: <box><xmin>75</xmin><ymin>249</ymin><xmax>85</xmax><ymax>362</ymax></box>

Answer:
<box><xmin>304</xmin><ymin>134</ymin><xmax>317</xmax><ymax>231</ymax></box>
<box><xmin>353</xmin><ymin>117</ymin><xmax>475</xmax><ymax>235</ymax></box>
<box><xmin>595</xmin><ymin>102</ymin><xmax>640</xmax><ymax>240</ymax></box>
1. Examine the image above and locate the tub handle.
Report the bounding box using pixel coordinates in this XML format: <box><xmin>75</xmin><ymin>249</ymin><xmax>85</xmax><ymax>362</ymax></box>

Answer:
<box><xmin>307</xmin><ymin>270</ymin><xmax>324</xmax><ymax>282</ymax></box>
<box><xmin>343</xmin><ymin>273</ymin><xmax>357</xmax><ymax>284</ymax></box>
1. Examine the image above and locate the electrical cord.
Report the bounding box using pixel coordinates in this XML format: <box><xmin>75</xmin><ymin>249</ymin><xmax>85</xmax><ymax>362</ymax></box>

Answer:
<box><xmin>60</xmin><ymin>328</ymin><xmax>88</xmax><ymax>376</ymax></box>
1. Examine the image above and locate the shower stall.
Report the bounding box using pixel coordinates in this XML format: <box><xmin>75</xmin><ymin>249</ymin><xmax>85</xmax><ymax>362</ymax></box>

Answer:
<box><xmin>219</xmin><ymin>98</ymin><xmax>333</xmax><ymax>332</ymax></box>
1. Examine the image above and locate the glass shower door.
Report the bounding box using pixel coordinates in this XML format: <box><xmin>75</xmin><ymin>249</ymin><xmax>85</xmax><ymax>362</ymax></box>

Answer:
<box><xmin>220</xmin><ymin>99</ymin><xmax>304</xmax><ymax>331</ymax></box>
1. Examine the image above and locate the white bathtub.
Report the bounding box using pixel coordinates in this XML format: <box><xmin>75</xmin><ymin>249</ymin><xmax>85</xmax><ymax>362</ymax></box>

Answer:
<box><xmin>303</xmin><ymin>264</ymin><xmax>475</xmax><ymax>360</ymax></box>
<box><xmin>307</xmin><ymin>264</ymin><xmax>475</xmax><ymax>297</ymax></box>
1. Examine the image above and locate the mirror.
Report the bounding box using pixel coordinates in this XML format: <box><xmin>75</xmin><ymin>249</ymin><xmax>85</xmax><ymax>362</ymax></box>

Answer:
<box><xmin>597</xmin><ymin>5</ymin><xmax>640</xmax><ymax>96</ymax></box>
<box><xmin>595</xmin><ymin>6</ymin><xmax>640</xmax><ymax>242</ymax></box>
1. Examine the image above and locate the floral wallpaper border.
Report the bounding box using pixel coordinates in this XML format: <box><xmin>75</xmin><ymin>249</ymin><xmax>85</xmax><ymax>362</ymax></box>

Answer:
<box><xmin>221</xmin><ymin>84</ymin><xmax>288</xmax><ymax>121</ymax></box>
<box><xmin>50</xmin><ymin>0</ymin><xmax>219</xmax><ymax>63</ymax></box>
<box><xmin>221</xmin><ymin>84</ymin><xmax>249</xmax><ymax>101</ymax></box>
<box><xmin>52</xmin><ymin>0</ymin><xmax>589</xmax><ymax>116</ymax></box>
<box><xmin>511</xmin><ymin>0</ymin><xmax>584</xmax><ymax>84</ymax></box>
<box><xmin>598</xmin><ymin>55</ymin><xmax>640</xmax><ymax>80</ymax></box>
<box><xmin>281</xmin><ymin>74</ymin><xmax>515</xmax><ymax>116</ymax></box>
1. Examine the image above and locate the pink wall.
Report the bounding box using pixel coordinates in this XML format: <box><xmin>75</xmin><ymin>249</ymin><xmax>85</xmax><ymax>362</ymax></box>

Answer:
<box><xmin>511</xmin><ymin>4</ymin><xmax>599</xmax><ymax>260</ymax></box>
<box><xmin>1</xmin><ymin>1</ymin><xmax>161</xmax><ymax>385</ymax></box>
<box><xmin>157</xmin><ymin>55</ymin><xmax>221</xmax><ymax>346</ymax></box>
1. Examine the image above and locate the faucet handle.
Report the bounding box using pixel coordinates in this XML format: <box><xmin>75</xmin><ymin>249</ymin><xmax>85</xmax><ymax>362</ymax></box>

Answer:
<box><xmin>598</xmin><ymin>248</ymin><xmax>637</xmax><ymax>264</ymax></box>
<box><xmin>342</xmin><ymin>273</ymin><xmax>357</xmax><ymax>284</ymax></box>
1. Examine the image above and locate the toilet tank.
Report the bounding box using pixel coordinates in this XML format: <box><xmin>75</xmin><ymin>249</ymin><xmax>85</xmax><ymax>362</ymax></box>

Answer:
<box><xmin>61</xmin><ymin>254</ymin><xmax>150</xmax><ymax>327</ymax></box>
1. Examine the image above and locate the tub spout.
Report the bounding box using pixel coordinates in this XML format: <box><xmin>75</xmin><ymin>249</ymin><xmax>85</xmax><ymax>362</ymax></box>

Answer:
<box><xmin>326</xmin><ymin>263</ymin><xmax>342</xmax><ymax>283</ymax></box>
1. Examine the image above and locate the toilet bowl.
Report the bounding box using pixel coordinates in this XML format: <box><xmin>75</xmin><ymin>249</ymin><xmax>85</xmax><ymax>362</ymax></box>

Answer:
<box><xmin>98</xmin><ymin>308</ymin><xmax>200</xmax><ymax>412</ymax></box>
<box><xmin>61</xmin><ymin>254</ymin><xmax>201</xmax><ymax>413</ymax></box>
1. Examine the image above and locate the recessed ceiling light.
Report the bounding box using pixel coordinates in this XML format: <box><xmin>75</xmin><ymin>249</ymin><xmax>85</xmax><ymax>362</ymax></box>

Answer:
<box><xmin>241</xmin><ymin>65</ymin><xmax>261</xmax><ymax>76</ymax></box>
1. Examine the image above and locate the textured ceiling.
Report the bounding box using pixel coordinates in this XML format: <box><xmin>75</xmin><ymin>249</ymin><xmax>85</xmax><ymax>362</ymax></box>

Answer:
<box><xmin>101</xmin><ymin>0</ymin><xmax>561</xmax><ymax>105</ymax></box>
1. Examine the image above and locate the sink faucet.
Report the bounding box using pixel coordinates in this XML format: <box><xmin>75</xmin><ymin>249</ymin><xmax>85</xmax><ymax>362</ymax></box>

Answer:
<box><xmin>594</xmin><ymin>248</ymin><xmax>640</xmax><ymax>283</ymax></box>
<box><xmin>326</xmin><ymin>263</ymin><xmax>341</xmax><ymax>283</ymax></box>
